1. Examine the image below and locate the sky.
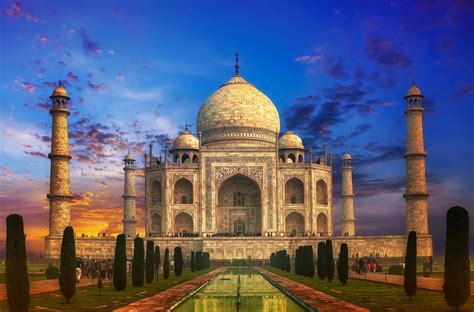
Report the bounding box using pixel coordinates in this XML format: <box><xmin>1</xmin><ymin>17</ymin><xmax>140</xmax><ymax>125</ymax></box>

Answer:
<box><xmin>0</xmin><ymin>0</ymin><xmax>473</xmax><ymax>256</ymax></box>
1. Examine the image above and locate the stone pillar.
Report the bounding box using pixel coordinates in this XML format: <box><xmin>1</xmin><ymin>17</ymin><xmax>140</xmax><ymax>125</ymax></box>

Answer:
<box><xmin>123</xmin><ymin>152</ymin><xmax>137</xmax><ymax>237</ymax></box>
<box><xmin>404</xmin><ymin>83</ymin><xmax>429</xmax><ymax>235</ymax></box>
<box><xmin>341</xmin><ymin>153</ymin><xmax>355</xmax><ymax>236</ymax></box>
<box><xmin>47</xmin><ymin>81</ymin><xmax>72</xmax><ymax>236</ymax></box>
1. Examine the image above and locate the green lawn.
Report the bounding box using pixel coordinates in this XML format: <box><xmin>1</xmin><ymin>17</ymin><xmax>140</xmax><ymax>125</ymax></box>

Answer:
<box><xmin>0</xmin><ymin>263</ymin><xmax>50</xmax><ymax>283</ymax></box>
<box><xmin>0</xmin><ymin>268</ymin><xmax>212</xmax><ymax>311</ymax></box>
<box><xmin>264</xmin><ymin>266</ymin><xmax>474</xmax><ymax>312</ymax></box>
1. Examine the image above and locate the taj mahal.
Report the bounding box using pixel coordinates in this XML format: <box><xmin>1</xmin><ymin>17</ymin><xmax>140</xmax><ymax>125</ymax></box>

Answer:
<box><xmin>44</xmin><ymin>55</ymin><xmax>432</xmax><ymax>260</ymax></box>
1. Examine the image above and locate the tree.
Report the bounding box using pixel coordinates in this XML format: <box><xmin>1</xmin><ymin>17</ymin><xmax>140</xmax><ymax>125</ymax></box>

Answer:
<box><xmin>191</xmin><ymin>251</ymin><xmax>195</xmax><ymax>272</ymax></box>
<box><xmin>195</xmin><ymin>251</ymin><xmax>203</xmax><ymax>271</ymax></box>
<box><xmin>113</xmin><ymin>234</ymin><xmax>127</xmax><ymax>291</ymax></box>
<box><xmin>60</xmin><ymin>226</ymin><xmax>76</xmax><ymax>303</ymax></box>
<box><xmin>132</xmin><ymin>237</ymin><xmax>144</xmax><ymax>287</ymax></box>
<box><xmin>174</xmin><ymin>247</ymin><xmax>183</xmax><ymax>276</ymax></box>
<box><xmin>286</xmin><ymin>254</ymin><xmax>291</xmax><ymax>273</ymax></box>
<box><xmin>337</xmin><ymin>243</ymin><xmax>349</xmax><ymax>285</ymax></box>
<box><xmin>203</xmin><ymin>252</ymin><xmax>210</xmax><ymax>268</ymax></box>
<box><xmin>98</xmin><ymin>277</ymin><xmax>103</xmax><ymax>295</ymax></box>
<box><xmin>146</xmin><ymin>240</ymin><xmax>155</xmax><ymax>283</ymax></box>
<box><xmin>326</xmin><ymin>240</ymin><xmax>335</xmax><ymax>282</ymax></box>
<box><xmin>306</xmin><ymin>245</ymin><xmax>315</xmax><ymax>278</ymax></box>
<box><xmin>154</xmin><ymin>245</ymin><xmax>161</xmax><ymax>280</ymax></box>
<box><xmin>5</xmin><ymin>214</ymin><xmax>29</xmax><ymax>312</ymax></box>
<box><xmin>317</xmin><ymin>242</ymin><xmax>327</xmax><ymax>280</ymax></box>
<box><xmin>404</xmin><ymin>231</ymin><xmax>417</xmax><ymax>299</ymax></box>
<box><xmin>163</xmin><ymin>248</ymin><xmax>170</xmax><ymax>279</ymax></box>
<box><xmin>444</xmin><ymin>206</ymin><xmax>470</xmax><ymax>311</ymax></box>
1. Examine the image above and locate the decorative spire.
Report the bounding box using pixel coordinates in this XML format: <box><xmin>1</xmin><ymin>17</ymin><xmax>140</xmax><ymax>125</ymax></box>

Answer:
<box><xmin>234</xmin><ymin>51</ymin><xmax>240</xmax><ymax>76</ymax></box>
<box><xmin>185</xmin><ymin>123</ymin><xmax>191</xmax><ymax>131</ymax></box>
<box><xmin>58</xmin><ymin>80</ymin><xmax>62</xmax><ymax>87</ymax></box>
<box><xmin>412</xmin><ymin>79</ymin><xmax>415</xmax><ymax>86</ymax></box>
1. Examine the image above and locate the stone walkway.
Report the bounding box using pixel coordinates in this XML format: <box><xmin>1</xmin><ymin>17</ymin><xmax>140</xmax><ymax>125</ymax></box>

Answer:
<box><xmin>0</xmin><ymin>277</ymin><xmax>111</xmax><ymax>301</ymax></box>
<box><xmin>256</xmin><ymin>268</ymin><xmax>368</xmax><ymax>312</ymax></box>
<box><xmin>349</xmin><ymin>272</ymin><xmax>474</xmax><ymax>296</ymax></box>
<box><xmin>113</xmin><ymin>268</ymin><xmax>225</xmax><ymax>312</ymax></box>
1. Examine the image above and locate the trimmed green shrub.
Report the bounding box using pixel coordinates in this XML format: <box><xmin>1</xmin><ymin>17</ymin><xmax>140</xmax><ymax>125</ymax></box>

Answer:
<box><xmin>146</xmin><ymin>240</ymin><xmax>155</xmax><ymax>283</ymax></box>
<box><xmin>203</xmin><ymin>252</ymin><xmax>210</xmax><ymax>268</ymax></box>
<box><xmin>376</xmin><ymin>265</ymin><xmax>383</xmax><ymax>273</ymax></box>
<box><xmin>60</xmin><ymin>226</ymin><xmax>76</xmax><ymax>303</ymax></box>
<box><xmin>5</xmin><ymin>214</ymin><xmax>30</xmax><ymax>312</ymax></box>
<box><xmin>174</xmin><ymin>247</ymin><xmax>183</xmax><ymax>276</ymax></box>
<box><xmin>113</xmin><ymin>234</ymin><xmax>127</xmax><ymax>291</ymax></box>
<box><xmin>195</xmin><ymin>251</ymin><xmax>203</xmax><ymax>271</ymax></box>
<box><xmin>444</xmin><ymin>206</ymin><xmax>470</xmax><ymax>311</ymax></box>
<box><xmin>45</xmin><ymin>264</ymin><xmax>60</xmax><ymax>280</ymax></box>
<box><xmin>191</xmin><ymin>251</ymin><xmax>195</xmax><ymax>272</ymax></box>
<box><xmin>326</xmin><ymin>240</ymin><xmax>335</xmax><ymax>282</ymax></box>
<box><xmin>337</xmin><ymin>243</ymin><xmax>349</xmax><ymax>285</ymax></box>
<box><xmin>317</xmin><ymin>242</ymin><xmax>327</xmax><ymax>280</ymax></box>
<box><xmin>404</xmin><ymin>231</ymin><xmax>417</xmax><ymax>299</ymax></box>
<box><xmin>388</xmin><ymin>265</ymin><xmax>404</xmax><ymax>275</ymax></box>
<box><xmin>154</xmin><ymin>245</ymin><xmax>161</xmax><ymax>280</ymax></box>
<box><xmin>286</xmin><ymin>254</ymin><xmax>291</xmax><ymax>273</ymax></box>
<box><xmin>132</xmin><ymin>237</ymin><xmax>144</xmax><ymax>287</ymax></box>
<box><xmin>163</xmin><ymin>248</ymin><xmax>170</xmax><ymax>279</ymax></box>
<box><xmin>306</xmin><ymin>246</ymin><xmax>315</xmax><ymax>278</ymax></box>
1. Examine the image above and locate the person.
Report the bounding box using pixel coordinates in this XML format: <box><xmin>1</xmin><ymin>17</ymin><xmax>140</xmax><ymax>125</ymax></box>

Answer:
<box><xmin>358</xmin><ymin>258</ymin><xmax>364</xmax><ymax>275</ymax></box>
<box><xmin>106</xmin><ymin>259</ymin><xmax>113</xmax><ymax>280</ymax></box>
<box><xmin>100</xmin><ymin>260</ymin><xmax>107</xmax><ymax>280</ymax></box>
<box><xmin>372</xmin><ymin>261</ymin><xmax>377</xmax><ymax>273</ymax></box>
<box><xmin>76</xmin><ymin>260</ymin><xmax>82</xmax><ymax>283</ymax></box>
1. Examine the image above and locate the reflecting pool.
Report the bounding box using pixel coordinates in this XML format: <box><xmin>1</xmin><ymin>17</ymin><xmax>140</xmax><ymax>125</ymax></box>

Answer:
<box><xmin>173</xmin><ymin>267</ymin><xmax>306</xmax><ymax>312</ymax></box>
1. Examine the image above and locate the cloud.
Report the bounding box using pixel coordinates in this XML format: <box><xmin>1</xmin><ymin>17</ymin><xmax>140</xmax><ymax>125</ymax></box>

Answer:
<box><xmin>35</xmin><ymin>34</ymin><xmax>48</xmax><ymax>44</ymax></box>
<box><xmin>14</xmin><ymin>79</ymin><xmax>36</xmax><ymax>93</ymax></box>
<box><xmin>24</xmin><ymin>151</ymin><xmax>48</xmax><ymax>159</ymax></box>
<box><xmin>366</xmin><ymin>38</ymin><xmax>412</xmax><ymax>68</ymax></box>
<box><xmin>4</xmin><ymin>1</ymin><xmax>39</xmax><ymax>23</ymax></box>
<box><xmin>323</xmin><ymin>58</ymin><xmax>350</xmax><ymax>79</ymax></box>
<box><xmin>322</xmin><ymin>83</ymin><xmax>366</xmax><ymax>103</ymax></box>
<box><xmin>87</xmin><ymin>81</ymin><xmax>107</xmax><ymax>92</ymax></box>
<box><xmin>295</xmin><ymin>53</ymin><xmax>323</xmax><ymax>64</ymax></box>
<box><xmin>67</xmin><ymin>72</ymin><xmax>78</xmax><ymax>82</ymax></box>
<box><xmin>79</xmin><ymin>28</ymin><xmax>102</xmax><ymax>57</ymax></box>
<box><xmin>349</xmin><ymin>124</ymin><xmax>372</xmax><ymax>138</ymax></box>
<box><xmin>116</xmin><ymin>74</ymin><xmax>125</xmax><ymax>80</ymax></box>
<box><xmin>457</xmin><ymin>83</ymin><xmax>474</xmax><ymax>96</ymax></box>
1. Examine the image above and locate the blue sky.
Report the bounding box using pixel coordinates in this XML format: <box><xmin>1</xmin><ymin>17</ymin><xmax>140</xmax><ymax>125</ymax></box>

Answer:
<box><xmin>0</xmin><ymin>0</ymin><xmax>473</xmax><ymax>254</ymax></box>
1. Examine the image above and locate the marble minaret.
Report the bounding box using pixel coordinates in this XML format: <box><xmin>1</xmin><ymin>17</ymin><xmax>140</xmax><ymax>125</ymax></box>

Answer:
<box><xmin>123</xmin><ymin>151</ymin><xmax>137</xmax><ymax>237</ymax></box>
<box><xmin>341</xmin><ymin>153</ymin><xmax>355</xmax><ymax>236</ymax></box>
<box><xmin>47</xmin><ymin>81</ymin><xmax>72</xmax><ymax>236</ymax></box>
<box><xmin>404</xmin><ymin>83</ymin><xmax>429</xmax><ymax>235</ymax></box>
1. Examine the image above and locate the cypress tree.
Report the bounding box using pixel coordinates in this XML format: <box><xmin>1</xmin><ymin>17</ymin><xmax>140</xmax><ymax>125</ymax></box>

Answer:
<box><xmin>203</xmin><ymin>252</ymin><xmax>210</xmax><ymax>268</ymax></box>
<box><xmin>145</xmin><ymin>240</ymin><xmax>155</xmax><ymax>283</ymax></box>
<box><xmin>60</xmin><ymin>226</ymin><xmax>76</xmax><ymax>303</ymax></box>
<box><xmin>296</xmin><ymin>247</ymin><xmax>302</xmax><ymax>275</ymax></box>
<box><xmin>326</xmin><ymin>240</ymin><xmax>335</xmax><ymax>281</ymax></box>
<box><xmin>404</xmin><ymin>231</ymin><xmax>417</xmax><ymax>299</ymax></box>
<box><xmin>337</xmin><ymin>243</ymin><xmax>349</xmax><ymax>285</ymax></box>
<box><xmin>174</xmin><ymin>247</ymin><xmax>183</xmax><ymax>276</ymax></box>
<box><xmin>317</xmin><ymin>242</ymin><xmax>327</xmax><ymax>280</ymax></box>
<box><xmin>196</xmin><ymin>251</ymin><xmax>203</xmax><ymax>271</ymax></box>
<box><xmin>191</xmin><ymin>251</ymin><xmax>195</xmax><ymax>272</ymax></box>
<box><xmin>113</xmin><ymin>234</ymin><xmax>127</xmax><ymax>291</ymax></box>
<box><xmin>307</xmin><ymin>245</ymin><xmax>315</xmax><ymax>278</ymax></box>
<box><xmin>132</xmin><ymin>237</ymin><xmax>144</xmax><ymax>287</ymax></box>
<box><xmin>301</xmin><ymin>246</ymin><xmax>307</xmax><ymax>276</ymax></box>
<box><xmin>444</xmin><ymin>206</ymin><xmax>470</xmax><ymax>311</ymax></box>
<box><xmin>294</xmin><ymin>249</ymin><xmax>299</xmax><ymax>274</ymax></box>
<box><xmin>163</xmin><ymin>248</ymin><xmax>170</xmax><ymax>279</ymax></box>
<box><xmin>154</xmin><ymin>245</ymin><xmax>161</xmax><ymax>280</ymax></box>
<box><xmin>5</xmin><ymin>214</ymin><xmax>29</xmax><ymax>312</ymax></box>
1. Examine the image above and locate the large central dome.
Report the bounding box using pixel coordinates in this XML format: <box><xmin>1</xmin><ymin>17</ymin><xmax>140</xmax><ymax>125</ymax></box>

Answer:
<box><xmin>197</xmin><ymin>70</ymin><xmax>280</xmax><ymax>147</ymax></box>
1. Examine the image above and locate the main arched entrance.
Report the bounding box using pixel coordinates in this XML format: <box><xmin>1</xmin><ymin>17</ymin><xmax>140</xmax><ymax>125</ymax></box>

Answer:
<box><xmin>174</xmin><ymin>212</ymin><xmax>193</xmax><ymax>234</ymax></box>
<box><xmin>285</xmin><ymin>212</ymin><xmax>304</xmax><ymax>236</ymax></box>
<box><xmin>217</xmin><ymin>174</ymin><xmax>261</xmax><ymax>235</ymax></box>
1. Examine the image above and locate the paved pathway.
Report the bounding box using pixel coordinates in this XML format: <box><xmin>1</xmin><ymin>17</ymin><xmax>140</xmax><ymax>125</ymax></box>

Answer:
<box><xmin>349</xmin><ymin>272</ymin><xmax>474</xmax><ymax>296</ymax></box>
<box><xmin>113</xmin><ymin>268</ymin><xmax>225</xmax><ymax>312</ymax></box>
<box><xmin>0</xmin><ymin>277</ymin><xmax>111</xmax><ymax>301</ymax></box>
<box><xmin>256</xmin><ymin>268</ymin><xmax>368</xmax><ymax>312</ymax></box>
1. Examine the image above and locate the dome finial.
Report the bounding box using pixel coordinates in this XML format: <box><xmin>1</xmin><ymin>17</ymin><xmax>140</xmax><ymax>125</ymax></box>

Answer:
<box><xmin>58</xmin><ymin>80</ymin><xmax>62</xmax><ymax>87</ymax></box>
<box><xmin>185</xmin><ymin>123</ymin><xmax>191</xmax><ymax>131</ymax></box>
<box><xmin>234</xmin><ymin>51</ymin><xmax>240</xmax><ymax>76</ymax></box>
<box><xmin>412</xmin><ymin>79</ymin><xmax>415</xmax><ymax>86</ymax></box>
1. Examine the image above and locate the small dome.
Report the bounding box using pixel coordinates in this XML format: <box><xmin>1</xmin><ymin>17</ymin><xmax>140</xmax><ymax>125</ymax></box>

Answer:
<box><xmin>51</xmin><ymin>80</ymin><xmax>68</xmax><ymax>97</ymax></box>
<box><xmin>279</xmin><ymin>130</ymin><xmax>304</xmax><ymax>149</ymax></box>
<box><xmin>406</xmin><ymin>85</ymin><xmax>422</xmax><ymax>97</ymax></box>
<box><xmin>342</xmin><ymin>153</ymin><xmax>352</xmax><ymax>160</ymax></box>
<box><xmin>172</xmin><ymin>130</ymin><xmax>199</xmax><ymax>150</ymax></box>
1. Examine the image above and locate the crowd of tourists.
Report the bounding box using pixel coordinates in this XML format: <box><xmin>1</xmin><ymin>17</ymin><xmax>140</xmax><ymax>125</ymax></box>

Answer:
<box><xmin>75</xmin><ymin>259</ymin><xmax>114</xmax><ymax>282</ymax></box>
<box><xmin>353</xmin><ymin>258</ymin><xmax>378</xmax><ymax>274</ymax></box>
